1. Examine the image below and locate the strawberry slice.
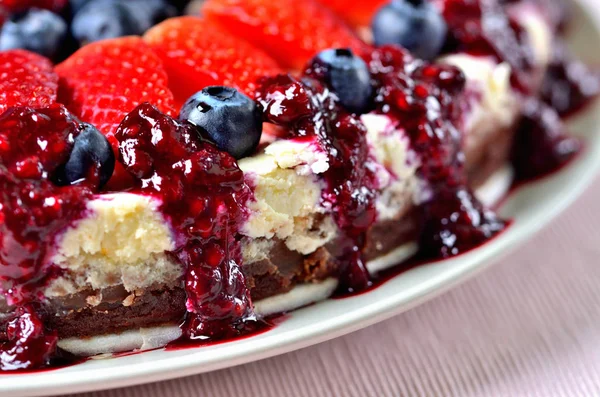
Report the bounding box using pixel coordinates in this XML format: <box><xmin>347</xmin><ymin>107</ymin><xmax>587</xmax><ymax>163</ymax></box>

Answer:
<box><xmin>56</xmin><ymin>36</ymin><xmax>175</xmax><ymax>138</ymax></box>
<box><xmin>0</xmin><ymin>50</ymin><xmax>58</xmax><ymax>115</ymax></box>
<box><xmin>202</xmin><ymin>0</ymin><xmax>367</xmax><ymax>70</ymax></box>
<box><xmin>144</xmin><ymin>17</ymin><xmax>282</xmax><ymax>110</ymax></box>
<box><xmin>317</xmin><ymin>0</ymin><xmax>388</xmax><ymax>27</ymax></box>
<box><xmin>56</xmin><ymin>36</ymin><xmax>176</xmax><ymax>190</ymax></box>
<box><xmin>0</xmin><ymin>0</ymin><xmax>67</xmax><ymax>13</ymax></box>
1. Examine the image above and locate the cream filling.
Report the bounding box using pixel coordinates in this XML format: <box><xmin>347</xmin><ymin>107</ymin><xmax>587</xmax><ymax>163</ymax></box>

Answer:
<box><xmin>47</xmin><ymin>193</ymin><xmax>178</xmax><ymax>298</ymax></box>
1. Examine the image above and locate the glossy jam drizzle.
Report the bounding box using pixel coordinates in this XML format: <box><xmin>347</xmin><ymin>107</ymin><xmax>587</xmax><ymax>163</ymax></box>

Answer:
<box><xmin>0</xmin><ymin>105</ymin><xmax>93</xmax><ymax>370</ymax></box>
<box><xmin>115</xmin><ymin>103</ymin><xmax>260</xmax><ymax>340</ymax></box>
<box><xmin>540</xmin><ymin>42</ymin><xmax>600</xmax><ymax>117</ymax></box>
<box><xmin>442</xmin><ymin>0</ymin><xmax>535</xmax><ymax>92</ymax></box>
<box><xmin>368</xmin><ymin>45</ymin><xmax>506</xmax><ymax>257</ymax></box>
<box><xmin>256</xmin><ymin>74</ymin><xmax>378</xmax><ymax>291</ymax></box>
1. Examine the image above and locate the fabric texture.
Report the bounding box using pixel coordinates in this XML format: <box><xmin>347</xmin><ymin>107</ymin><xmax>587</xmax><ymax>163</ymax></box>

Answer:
<box><xmin>73</xmin><ymin>176</ymin><xmax>600</xmax><ymax>397</ymax></box>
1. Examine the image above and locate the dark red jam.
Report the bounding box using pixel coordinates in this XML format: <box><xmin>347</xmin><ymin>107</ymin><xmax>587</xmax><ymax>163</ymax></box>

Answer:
<box><xmin>511</xmin><ymin>98</ymin><xmax>582</xmax><ymax>181</ymax></box>
<box><xmin>0</xmin><ymin>306</ymin><xmax>57</xmax><ymax>371</ymax></box>
<box><xmin>441</xmin><ymin>0</ymin><xmax>594</xmax><ymax>181</ymax></box>
<box><xmin>256</xmin><ymin>75</ymin><xmax>378</xmax><ymax>291</ymax></box>
<box><xmin>366</xmin><ymin>45</ymin><xmax>506</xmax><ymax>257</ymax></box>
<box><xmin>0</xmin><ymin>105</ymin><xmax>94</xmax><ymax>369</ymax></box>
<box><xmin>442</xmin><ymin>0</ymin><xmax>535</xmax><ymax>93</ymax></box>
<box><xmin>115</xmin><ymin>103</ymin><xmax>259</xmax><ymax>340</ymax></box>
<box><xmin>540</xmin><ymin>42</ymin><xmax>600</xmax><ymax>117</ymax></box>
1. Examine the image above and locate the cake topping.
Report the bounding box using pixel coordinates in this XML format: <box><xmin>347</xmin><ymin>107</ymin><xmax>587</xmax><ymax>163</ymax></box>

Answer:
<box><xmin>72</xmin><ymin>0</ymin><xmax>176</xmax><ymax>45</ymax></box>
<box><xmin>441</xmin><ymin>0</ymin><xmax>535</xmax><ymax>92</ymax></box>
<box><xmin>312</xmin><ymin>49</ymin><xmax>374</xmax><ymax>113</ymax></box>
<box><xmin>55</xmin><ymin>36</ymin><xmax>177</xmax><ymax>189</ymax></box>
<box><xmin>116</xmin><ymin>103</ymin><xmax>258</xmax><ymax>339</ymax></box>
<box><xmin>511</xmin><ymin>98</ymin><xmax>581</xmax><ymax>181</ymax></box>
<box><xmin>540</xmin><ymin>43</ymin><xmax>600</xmax><ymax>117</ymax></box>
<box><xmin>202</xmin><ymin>0</ymin><xmax>366</xmax><ymax>70</ymax></box>
<box><xmin>0</xmin><ymin>306</ymin><xmax>58</xmax><ymax>371</ymax></box>
<box><xmin>144</xmin><ymin>16</ymin><xmax>283</xmax><ymax>110</ymax></box>
<box><xmin>0</xmin><ymin>50</ymin><xmax>58</xmax><ymax>114</ymax></box>
<box><xmin>54</xmin><ymin>123</ymin><xmax>115</xmax><ymax>189</ymax></box>
<box><xmin>179</xmin><ymin>86</ymin><xmax>263</xmax><ymax>159</ymax></box>
<box><xmin>256</xmin><ymin>72</ymin><xmax>379</xmax><ymax>291</ymax></box>
<box><xmin>0</xmin><ymin>8</ymin><xmax>67</xmax><ymax>59</ymax></box>
<box><xmin>366</xmin><ymin>45</ymin><xmax>505</xmax><ymax>257</ymax></box>
<box><xmin>0</xmin><ymin>105</ymin><xmax>93</xmax><ymax>304</ymax></box>
<box><xmin>372</xmin><ymin>0</ymin><xmax>448</xmax><ymax>61</ymax></box>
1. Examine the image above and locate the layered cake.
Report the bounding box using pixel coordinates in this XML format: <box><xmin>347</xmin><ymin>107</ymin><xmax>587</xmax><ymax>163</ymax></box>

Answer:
<box><xmin>0</xmin><ymin>0</ymin><xmax>597</xmax><ymax>370</ymax></box>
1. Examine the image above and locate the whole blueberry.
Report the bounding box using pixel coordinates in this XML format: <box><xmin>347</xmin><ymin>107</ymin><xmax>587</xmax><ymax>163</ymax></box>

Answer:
<box><xmin>372</xmin><ymin>0</ymin><xmax>447</xmax><ymax>61</ymax></box>
<box><xmin>0</xmin><ymin>9</ymin><xmax>68</xmax><ymax>58</ymax></box>
<box><xmin>72</xmin><ymin>0</ymin><xmax>139</xmax><ymax>44</ymax></box>
<box><xmin>179</xmin><ymin>86</ymin><xmax>263</xmax><ymax>159</ymax></box>
<box><xmin>68</xmin><ymin>0</ymin><xmax>92</xmax><ymax>14</ymax></box>
<box><xmin>121</xmin><ymin>0</ymin><xmax>177</xmax><ymax>32</ymax></box>
<box><xmin>56</xmin><ymin>123</ymin><xmax>115</xmax><ymax>189</ymax></box>
<box><xmin>71</xmin><ymin>0</ymin><xmax>176</xmax><ymax>44</ymax></box>
<box><xmin>312</xmin><ymin>48</ymin><xmax>373</xmax><ymax>114</ymax></box>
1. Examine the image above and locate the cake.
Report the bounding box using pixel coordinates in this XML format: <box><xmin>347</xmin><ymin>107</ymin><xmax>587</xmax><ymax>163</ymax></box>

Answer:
<box><xmin>0</xmin><ymin>0</ymin><xmax>596</xmax><ymax>371</ymax></box>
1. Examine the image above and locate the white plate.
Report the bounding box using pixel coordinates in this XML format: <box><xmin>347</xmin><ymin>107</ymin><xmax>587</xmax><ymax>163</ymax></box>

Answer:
<box><xmin>3</xmin><ymin>1</ymin><xmax>600</xmax><ymax>395</ymax></box>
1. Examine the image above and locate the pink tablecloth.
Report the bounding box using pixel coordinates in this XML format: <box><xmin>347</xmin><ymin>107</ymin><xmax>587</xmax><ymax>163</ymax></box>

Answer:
<box><xmin>73</xmin><ymin>176</ymin><xmax>600</xmax><ymax>397</ymax></box>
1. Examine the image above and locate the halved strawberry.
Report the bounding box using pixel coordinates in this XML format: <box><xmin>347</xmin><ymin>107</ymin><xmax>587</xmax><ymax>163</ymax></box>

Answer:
<box><xmin>144</xmin><ymin>16</ymin><xmax>282</xmax><ymax>110</ymax></box>
<box><xmin>56</xmin><ymin>36</ymin><xmax>176</xmax><ymax>190</ymax></box>
<box><xmin>0</xmin><ymin>50</ymin><xmax>58</xmax><ymax>115</ymax></box>
<box><xmin>56</xmin><ymin>36</ymin><xmax>175</xmax><ymax>138</ymax></box>
<box><xmin>202</xmin><ymin>0</ymin><xmax>367</xmax><ymax>70</ymax></box>
<box><xmin>317</xmin><ymin>0</ymin><xmax>388</xmax><ymax>27</ymax></box>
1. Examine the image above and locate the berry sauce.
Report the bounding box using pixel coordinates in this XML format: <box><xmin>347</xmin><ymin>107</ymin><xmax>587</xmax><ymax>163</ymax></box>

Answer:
<box><xmin>442</xmin><ymin>0</ymin><xmax>535</xmax><ymax>93</ymax></box>
<box><xmin>441</xmin><ymin>0</ymin><xmax>594</xmax><ymax>180</ymax></box>
<box><xmin>115</xmin><ymin>103</ymin><xmax>261</xmax><ymax>340</ymax></box>
<box><xmin>256</xmin><ymin>74</ymin><xmax>379</xmax><ymax>291</ymax></box>
<box><xmin>366</xmin><ymin>45</ymin><xmax>506</xmax><ymax>257</ymax></box>
<box><xmin>540</xmin><ymin>42</ymin><xmax>600</xmax><ymax>117</ymax></box>
<box><xmin>0</xmin><ymin>105</ymin><xmax>94</xmax><ymax>370</ymax></box>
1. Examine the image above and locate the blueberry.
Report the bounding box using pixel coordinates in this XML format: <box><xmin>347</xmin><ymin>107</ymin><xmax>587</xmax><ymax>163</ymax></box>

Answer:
<box><xmin>179</xmin><ymin>87</ymin><xmax>263</xmax><ymax>159</ymax></box>
<box><xmin>0</xmin><ymin>9</ymin><xmax>68</xmax><ymax>59</ymax></box>
<box><xmin>68</xmin><ymin>0</ymin><xmax>92</xmax><ymax>14</ymax></box>
<box><xmin>56</xmin><ymin>123</ymin><xmax>115</xmax><ymax>188</ymax></box>
<box><xmin>372</xmin><ymin>0</ymin><xmax>447</xmax><ymax>61</ymax></box>
<box><xmin>122</xmin><ymin>0</ymin><xmax>177</xmax><ymax>32</ymax></box>
<box><xmin>72</xmin><ymin>0</ymin><xmax>176</xmax><ymax>44</ymax></box>
<box><xmin>72</xmin><ymin>0</ymin><xmax>138</xmax><ymax>44</ymax></box>
<box><xmin>312</xmin><ymin>48</ymin><xmax>373</xmax><ymax>113</ymax></box>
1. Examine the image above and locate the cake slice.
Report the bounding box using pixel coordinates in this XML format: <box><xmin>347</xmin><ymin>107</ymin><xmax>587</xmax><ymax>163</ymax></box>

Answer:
<box><xmin>0</xmin><ymin>0</ymin><xmax>594</xmax><ymax>369</ymax></box>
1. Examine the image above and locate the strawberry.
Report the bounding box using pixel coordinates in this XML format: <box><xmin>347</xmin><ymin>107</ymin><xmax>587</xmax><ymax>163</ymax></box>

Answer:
<box><xmin>56</xmin><ymin>36</ymin><xmax>176</xmax><ymax>190</ymax></box>
<box><xmin>56</xmin><ymin>36</ymin><xmax>175</xmax><ymax>138</ymax></box>
<box><xmin>202</xmin><ymin>0</ymin><xmax>367</xmax><ymax>70</ymax></box>
<box><xmin>144</xmin><ymin>16</ymin><xmax>282</xmax><ymax>110</ymax></box>
<box><xmin>0</xmin><ymin>50</ymin><xmax>58</xmax><ymax>115</ymax></box>
<box><xmin>0</xmin><ymin>0</ymin><xmax>67</xmax><ymax>13</ymax></box>
<box><xmin>317</xmin><ymin>0</ymin><xmax>388</xmax><ymax>27</ymax></box>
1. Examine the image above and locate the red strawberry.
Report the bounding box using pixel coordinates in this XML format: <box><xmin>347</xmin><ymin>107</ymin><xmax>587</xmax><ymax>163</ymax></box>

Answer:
<box><xmin>317</xmin><ymin>0</ymin><xmax>388</xmax><ymax>27</ymax></box>
<box><xmin>56</xmin><ymin>37</ymin><xmax>176</xmax><ymax>190</ymax></box>
<box><xmin>202</xmin><ymin>0</ymin><xmax>367</xmax><ymax>70</ymax></box>
<box><xmin>144</xmin><ymin>17</ymin><xmax>282</xmax><ymax>110</ymax></box>
<box><xmin>56</xmin><ymin>36</ymin><xmax>175</xmax><ymax>138</ymax></box>
<box><xmin>0</xmin><ymin>50</ymin><xmax>58</xmax><ymax>115</ymax></box>
<box><xmin>0</xmin><ymin>0</ymin><xmax>67</xmax><ymax>13</ymax></box>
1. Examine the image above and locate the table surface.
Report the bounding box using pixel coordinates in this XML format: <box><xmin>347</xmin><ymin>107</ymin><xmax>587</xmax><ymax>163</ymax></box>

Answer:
<box><xmin>68</xmin><ymin>175</ymin><xmax>600</xmax><ymax>397</ymax></box>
